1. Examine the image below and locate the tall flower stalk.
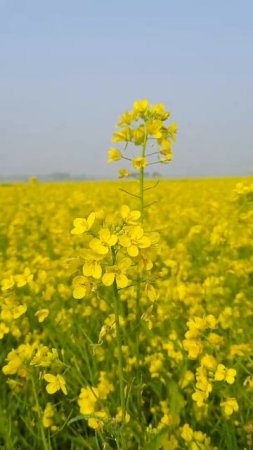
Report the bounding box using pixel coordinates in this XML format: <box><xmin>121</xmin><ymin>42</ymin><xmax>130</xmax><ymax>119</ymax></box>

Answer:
<box><xmin>70</xmin><ymin>98</ymin><xmax>177</xmax><ymax>447</ymax></box>
<box><xmin>108</xmin><ymin>98</ymin><xmax>177</xmax><ymax>423</ymax></box>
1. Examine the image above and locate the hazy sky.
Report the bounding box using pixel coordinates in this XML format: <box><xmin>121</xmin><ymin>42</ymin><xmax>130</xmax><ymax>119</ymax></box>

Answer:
<box><xmin>0</xmin><ymin>0</ymin><xmax>253</xmax><ymax>178</ymax></box>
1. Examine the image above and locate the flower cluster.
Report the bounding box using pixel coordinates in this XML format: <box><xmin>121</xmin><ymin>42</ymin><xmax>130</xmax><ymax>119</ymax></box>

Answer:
<box><xmin>107</xmin><ymin>99</ymin><xmax>177</xmax><ymax>177</ymax></box>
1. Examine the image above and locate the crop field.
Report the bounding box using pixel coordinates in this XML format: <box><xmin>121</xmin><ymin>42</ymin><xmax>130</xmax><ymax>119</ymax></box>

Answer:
<box><xmin>0</xmin><ymin>176</ymin><xmax>253</xmax><ymax>450</ymax></box>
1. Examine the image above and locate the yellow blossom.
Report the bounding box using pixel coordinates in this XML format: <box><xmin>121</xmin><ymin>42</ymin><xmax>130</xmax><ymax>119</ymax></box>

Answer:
<box><xmin>71</xmin><ymin>212</ymin><xmax>96</xmax><ymax>235</ymax></box>
<box><xmin>89</xmin><ymin>228</ymin><xmax>118</xmax><ymax>255</ymax></box>
<box><xmin>72</xmin><ymin>276</ymin><xmax>91</xmax><ymax>299</ymax></box>
<box><xmin>120</xmin><ymin>205</ymin><xmax>141</xmax><ymax>224</ymax></box>
<box><xmin>102</xmin><ymin>257</ymin><xmax>131</xmax><ymax>288</ymax></box>
<box><xmin>214</xmin><ymin>364</ymin><xmax>237</xmax><ymax>384</ymax></box>
<box><xmin>35</xmin><ymin>309</ymin><xmax>49</xmax><ymax>323</ymax></box>
<box><xmin>118</xmin><ymin>168</ymin><xmax>129</xmax><ymax>178</ymax></box>
<box><xmin>44</xmin><ymin>373</ymin><xmax>67</xmax><ymax>395</ymax></box>
<box><xmin>132</xmin><ymin>157</ymin><xmax>147</xmax><ymax>170</ymax></box>
<box><xmin>88</xmin><ymin>410</ymin><xmax>108</xmax><ymax>430</ymax></box>
<box><xmin>133</xmin><ymin>98</ymin><xmax>149</xmax><ymax>114</ymax></box>
<box><xmin>118</xmin><ymin>225</ymin><xmax>151</xmax><ymax>257</ymax></box>
<box><xmin>107</xmin><ymin>147</ymin><xmax>122</xmax><ymax>163</ymax></box>
<box><xmin>221</xmin><ymin>398</ymin><xmax>239</xmax><ymax>416</ymax></box>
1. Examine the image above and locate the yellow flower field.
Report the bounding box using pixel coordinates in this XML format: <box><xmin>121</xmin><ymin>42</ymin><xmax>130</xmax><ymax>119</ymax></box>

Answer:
<box><xmin>0</xmin><ymin>176</ymin><xmax>253</xmax><ymax>449</ymax></box>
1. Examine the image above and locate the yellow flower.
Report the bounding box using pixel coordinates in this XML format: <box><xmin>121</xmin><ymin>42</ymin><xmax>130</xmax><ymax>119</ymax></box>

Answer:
<box><xmin>168</xmin><ymin>122</ymin><xmax>177</xmax><ymax>141</ymax></box>
<box><xmin>83</xmin><ymin>257</ymin><xmax>102</xmax><ymax>280</ymax></box>
<box><xmin>1</xmin><ymin>277</ymin><xmax>15</xmax><ymax>291</ymax></box>
<box><xmin>133</xmin><ymin>125</ymin><xmax>145</xmax><ymax>145</ymax></box>
<box><xmin>115</xmin><ymin>408</ymin><xmax>130</xmax><ymax>423</ymax></box>
<box><xmin>12</xmin><ymin>305</ymin><xmax>27</xmax><ymax>319</ymax></box>
<box><xmin>35</xmin><ymin>309</ymin><xmax>49</xmax><ymax>323</ymax></box>
<box><xmin>183</xmin><ymin>338</ymin><xmax>203</xmax><ymax>359</ymax></box>
<box><xmin>78</xmin><ymin>386</ymin><xmax>98</xmax><ymax>415</ymax></box>
<box><xmin>15</xmin><ymin>268</ymin><xmax>33</xmax><ymax>287</ymax></box>
<box><xmin>97</xmin><ymin>371</ymin><xmax>114</xmax><ymax>399</ymax></box>
<box><xmin>192</xmin><ymin>390</ymin><xmax>208</xmax><ymax>407</ymax></box>
<box><xmin>146</xmin><ymin>119</ymin><xmax>163</xmax><ymax>138</ymax></box>
<box><xmin>117</xmin><ymin>111</ymin><xmax>134</xmax><ymax>126</ymax></box>
<box><xmin>160</xmin><ymin>139</ymin><xmax>172</xmax><ymax>154</ymax></box>
<box><xmin>181</xmin><ymin>424</ymin><xmax>193</xmax><ymax>442</ymax></box>
<box><xmin>160</xmin><ymin>152</ymin><xmax>173</xmax><ymax>163</ymax></box>
<box><xmin>112</xmin><ymin>127</ymin><xmax>132</xmax><ymax>142</ymax></box>
<box><xmin>71</xmin><ymin>212</ymin><xmax>95</xmax><ymax>235</ymax></box>
<box><xmin>214</xmin><ymin>364</ymin><xmax>237</xmax><ymax>384</ymax></box>
<box><xmin>102</xmin><ymin>257</ymin><xmax>131</xmax><ymax>288</ymax></box>
<box><xmin>179</xmin><ymin>370</ymin><xmax>194</xmax><ymax>389</ymax></box>
<box><xmin>221</xmin><ymin>398</ymin><xmax>239</xmax><ymax>416</ymax></box>
<box><xmin>120</xmin><ymin>205</ymin><xmax>141</xmax><ymax>224</ymax></box>
<box><xmin>133</xmin><ymin>98</ymin><xmax>149</xmax><ymax>113</ymax></box>
<box><xmin>118</xmin><ymin>168</ymin><xmax>129</xmax><ymax>178</ymax></box>
<box><xmin>88</xmin><ymin>410</ymin><xmax>108</xmax><ymax>430</ymax></box>
<box><xmin>132</xmin><ymin>157</ymin><xmax>147</xmax><ymax>170</ymax></box>
<box><xmin>89</xmin><ymin>228</ymin><xmax>118</xmax><ymax>255</ymax></box>
<box><xmin>151</xmin><ymin>103</ymin><xmax>170</xmax><ymax>120</ymax></box>
<box><xmin>200</xmin><ymin>354</ymin><xmax>217</xmax><ymax>371</ymax></box>
<box><xmin>44</xmin><ymin>373</ymin><xmax>67</xmax><ymax>395</ymax></box>
<box><xmin>118</xmin><ymin>225</ymin><xmax>151</xmax><ymax>257</ymax></box>
<box><xmin>107</xmin><ymin>147</ymin><xmax>122</xmax><ymax>163</ymax></box>
<box><xmin>0</xmin><ymin>323</ymin><xmax>10</xmax><ymax>339</ymax></box>
<box><xmin>43</xmin><ymin>403</ymin><xmax>56</xmax><ymax>428</ymax></box>
<box><xmin>72</xmin><ymin>276</ymin><xmax>90</xmax><ymax>299</ymax></box>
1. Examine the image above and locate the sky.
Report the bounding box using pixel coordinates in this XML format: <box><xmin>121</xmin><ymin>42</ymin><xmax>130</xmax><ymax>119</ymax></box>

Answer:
<box><xmin>0</xmin><ymin>0</ymin><xmax>253</xmax><ymax>178</ymax></box>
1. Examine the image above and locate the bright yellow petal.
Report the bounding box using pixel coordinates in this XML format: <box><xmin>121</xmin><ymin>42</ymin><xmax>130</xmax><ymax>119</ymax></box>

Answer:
<box><xmin>116</xmin><ymin>274</ymin><xmax>129</xmax><ymax>289</ymax></box>
<box><xmin>92</xmin><ymin>263</ymin><xmax>102</xmax><ymax>279</ymax></box>
<box><xmin>108</xmin><ymin>234</ymin><xmax>118</xmax><ymax>246</ymax></box>
<box><xmin>102</xmin><ymin>273</ymin><xmax>115</xmax><ymax>286</ymax></box>
<box><xmin>73</xmin><ymin>287</ymin><xmax>86</xmax><ymax>299</ymax></box>
<box><xmin>139</xmin><ymin>236</ymin><xmax>151</xmax><ymax>248</ymax></box>
<box><xmin>128</xmin><ymin>245</ymin><xmax>139</xmax><ymax>257</ymax></box>
<box><xmin>44</xmin><ymin>374</ymin><xmax>56</xmax><ymax>383</ymax></box>
<box><xmin>118</xmin><ymin>235</ymin><xmax>131</xmax><ymax>247</ymax></box>
<box><xmin>46</xmin><ymin>383</ymin><xmax>58</xmax><ymax>394</ymax></box>
<box><xmin>120</xmin><ymin>205</ymin><xmax>130</xmax><ymax>219</ymax></box>
<box><xmin>87</xmin><ymin>212</ymin><xmax>96</xmax><ymax>229</ymax></box>
<box><xmin>99</xmin><ymin>228</ymin><xmax>110</xmax><ymax>242</ymax></box>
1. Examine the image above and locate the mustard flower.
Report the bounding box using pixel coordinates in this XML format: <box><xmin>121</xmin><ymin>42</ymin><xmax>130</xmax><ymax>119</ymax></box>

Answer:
<box><xmin>118</xmin><ymin>225</ymin><xmax>151</xmax><ymax>257</ymax></box>
<box><xmin>35</xmin><ymin>309</ymin><xmax>49</xmax><ymax>323</ymax></box>
<box><xmin>89</xmin><ymin>228</ymin><xmax>117</xmax><ymax>255</ymax></box>
<box><xmin>133</xmin><ymin>98</ymin><xmax>149</xmax><ymax>114</ymax></box>
<box><xmin>118</xmin><ymin>168</ymin><xmax>129</xmax><ymax>178</ymax></box>
<box><xmin>0</xmin><ymin>323</ymin><xmax>10</xmax><ymax>339</ymax></box>
<box><xmin>112</xmin><ymin>127</ymin><xmax>132</xmax><ymax>143</ymax></box>
<box><xmin>72</xmin><ymin>276</ymin><xmax>91</xmax><ymax>299</ymax></box>
<box><xmin>107</xmin><ymin>147</ymin><xmax>122</xmax><ymax>163</ymax></box>
<box><xmin>214</xmin><ymin>364</ymin><xmax>237</xmax><ymax>384</ymax></box>
<box><xmin>132</xmin><ymin>157</ymin><xmax>147</xmax><ymax>170</ymax></box>
<box><xmin>44</xmin><ymin>373</ymin><xmax>67</xmax><ymax>395</ymax></box>
<box><xmin>120</xmin><ymin>205</ymin><xmax>141</xmax><ymax>224</ymax></box>
<box><xmin>71</xmin><ymin>212</ymin><xmax>95</xmax><ymax>235</ymax></box>
<box><xmin>78</xmin><ymin>386</ymin><xmax>98</xmax><ymax>415</ymax></box>
<box><xmin>102</xmin><ymin>257</ymin><xmax>131</xmax><ymax>288</ymax></box>
<box><xmin>88</xmin><ymin>411</ymin><xmax>108</xmax><ymax>430</ymax></box>
<box><xmin>221</xmin><ymin>398</ymin><xmax>239</xmax><ymax>416</ymax></box>
<box><xmin>146</xmin><ymin>119</ymin><xmax>164</xmax><ymax>138</ymax></box>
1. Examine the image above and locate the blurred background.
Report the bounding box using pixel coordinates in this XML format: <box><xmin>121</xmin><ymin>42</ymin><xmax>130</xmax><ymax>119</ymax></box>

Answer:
<box><xmin>0</xmin><ymin>0</ymin><xmax>252</xmax><ymax>180</ymax></box>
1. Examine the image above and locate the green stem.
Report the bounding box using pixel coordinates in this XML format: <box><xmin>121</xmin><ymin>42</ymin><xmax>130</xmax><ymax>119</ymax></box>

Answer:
<box><xmin>111</xmin><ymin>248</ymin><xmax>126</xmax><ymax>424</ymax></box>
<box><xmin>134</xmin><ymin>135</ymin><xmax>148</xmax><ymax>419</ymax></box>
<box><xmin>139</xmin><ymin>137</ymin><xmax>147</xmax><ymax>223</ymax></box>
<box><xmin>31</xmin><ymin>375</ymin><xmax>50</xmax><ymax>450</ymax></box>
<box><xmin>113</xmin><ymin>280</ymin><xmax>126</xmax><ymax>421</ymax></box>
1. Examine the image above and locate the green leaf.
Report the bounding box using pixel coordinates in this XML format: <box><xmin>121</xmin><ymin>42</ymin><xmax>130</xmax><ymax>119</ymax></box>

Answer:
<box><xmin>67</xmin><ymin>415</ymin><xmax>85</xmax><ymax>426</ymax></box>
<box><xmin>167</xmin><ymin>380</ymin><xmax>185</xmax><ymax>416</ymax></box>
